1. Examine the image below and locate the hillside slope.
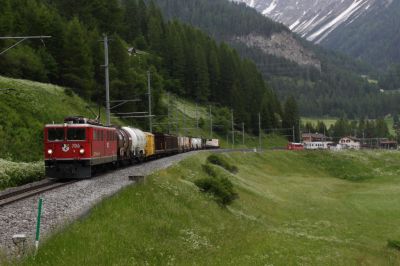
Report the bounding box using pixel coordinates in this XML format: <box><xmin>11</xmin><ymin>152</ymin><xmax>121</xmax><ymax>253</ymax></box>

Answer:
<box><xmin>0</xmin><ymin>76</ymin><xmax>120</xmax><ymax>162</ymax></box>
<box><xmin>17</xmin><ymin>151</ymin><xmax>400</xmax><ymax>265</ymax></box>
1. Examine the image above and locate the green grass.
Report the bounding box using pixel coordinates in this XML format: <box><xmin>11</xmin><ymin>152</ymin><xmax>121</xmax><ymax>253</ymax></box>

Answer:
<box><xmin>385</xmin><ymin>116</ymin><xmax>396</xmax><ymax>135</ymax></box>
<box><xmin>11</xmin><ymin>150</ymin><xmax>400</xmax><ymax>265</ymax></box>
<box><xmin>0</xmin><ymin>76</ymin><xmax>122</xmax><ymax>162</ymax></box>
<box><xmin>302</xmin><ymin>117</ymin><xmax>338</xmax><ymax>128</ymax></box>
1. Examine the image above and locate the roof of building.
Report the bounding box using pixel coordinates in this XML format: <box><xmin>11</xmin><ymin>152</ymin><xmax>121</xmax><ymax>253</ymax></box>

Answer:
<box><xmin>302</xmin><ymin>133</ymin><xmax>326</xmax><ymax>138</ymax></box>
<box><xmin>379</xmin><ymin>140</ymin><xmax>398</xmax><ymax>144</ymax></box>
<box><xmin>340</xmin><ymin>136</ymin><xmax>360</xmax><ymax>142</ymax></box>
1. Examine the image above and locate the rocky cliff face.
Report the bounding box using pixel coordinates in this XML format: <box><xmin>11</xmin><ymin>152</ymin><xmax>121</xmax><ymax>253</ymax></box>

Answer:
<box><xmin>233</xmin><ymin>32</ymin><xmax>321</xmax><ymax>69</ymax></box>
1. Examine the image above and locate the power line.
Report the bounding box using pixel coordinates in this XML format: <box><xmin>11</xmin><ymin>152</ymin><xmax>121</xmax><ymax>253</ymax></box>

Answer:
<box><xmin>0</xmin><ymin>36</ymin><xmax>51</xmax><ymax>55</ymax></box>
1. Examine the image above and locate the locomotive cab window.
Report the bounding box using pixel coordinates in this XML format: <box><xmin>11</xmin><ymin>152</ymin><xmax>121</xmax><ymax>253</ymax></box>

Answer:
<box><xmin>67</xmin><ymin>128</ymin><xmax>86</xmax><ymax>141</ymax></box>
<box><xmin>48</xmin><ymin>128</ymin><xmax>64</xmax><ymax>141</ymax></box>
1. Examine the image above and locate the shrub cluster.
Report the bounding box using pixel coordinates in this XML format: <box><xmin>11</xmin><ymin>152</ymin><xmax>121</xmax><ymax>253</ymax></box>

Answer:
<box><xmin>0</xmin><ymin>160</ymin><xmax>44</xmax><ymax>190</ymax></box>
<box><xmin>195</xmin><ymin>164</ymin><xmax>238</xmax><ymax>205</ymax></box>
<box><xmin>206</xmin><ymin>154</ymin><xmax>238</xmax><ymax>173</ymax></box>
<box><xmin>388</xmin><ymin>240</ymin><xmax>400</xmax><ymax>251</ymax></box>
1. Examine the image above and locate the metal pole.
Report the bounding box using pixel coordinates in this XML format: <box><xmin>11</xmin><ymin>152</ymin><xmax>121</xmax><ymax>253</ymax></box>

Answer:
<box><xmin>210</xmin><ymin>105</ymin><xmax>212</xmax><ymax>139</ymax></box>
<box><xmin>167</xmin><ymin>92</ymin><xmax>170</xmax><ymax>134</ymax></box>
<box><xmin>231</xmin><ymin>109</ymin><xmax>234</xmax><ymax>149</ymax></box>
<box><xmin>103</xmin><ymin>34</ymin><xmax>111</xmax><ymax>126</ymax></box>
<box><xmin>299</xmin><ymin>122</ymin><xmax>302</xmax><ymax>143</ymax></box>
<box><xmin>183</xmin><ymin>105</ymin><xmax>186</xmax><ymax>135</ymax></box>
<box><xmin>242</xmin><ymin>122</ymin><xmax>245</xmax><ymax>145</ymax></box>
<box><xmin>35</xmin><ymin>198</ymin><xmax>43</xmax><ymax>254</ymax></box>
<box><xmin>196</xmin><ymin>103</ymin><xmax>199</xmax><ymax>129</ymax></box>
<box><xmin>292</xmin><ymin>126</ymin><xmax>295</xmax><ymax>142</ymax></box>
<box><xmin>258</xmin><ymin>113</ymin><xmax>262</xmax><ymax>151</ymax></box>
<box><xmin>147</xmin><ymin>70</ymin><xmax>152</xmax><ymax>132</ymax></box>
<box><xmin>175</xmin><ymin>97</ymin><xmax>179</xmax><ymax>134</ymax></box>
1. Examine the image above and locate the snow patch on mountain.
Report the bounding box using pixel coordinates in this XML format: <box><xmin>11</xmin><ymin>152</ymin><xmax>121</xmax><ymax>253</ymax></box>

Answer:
<box><xmin>262</xmin><ymin>0</ymin><xmax>277</xmax><ymax>15</ymax></box>
<box><xmin>231</xmin><ymin>0</ymin><xmax>393</xmax><ymax>43</ymax></box>
<box><xmin>308</xmin><ymin>0</ymin><xmax>369</xmax><ymax>43</ymax></box>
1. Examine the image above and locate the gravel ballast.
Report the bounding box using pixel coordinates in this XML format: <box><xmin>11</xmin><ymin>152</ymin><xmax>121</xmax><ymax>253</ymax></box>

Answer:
<box><xmin>0</xmin><ymin>151</ymin><xmax>203</xmax><ymax>256</ymax></box>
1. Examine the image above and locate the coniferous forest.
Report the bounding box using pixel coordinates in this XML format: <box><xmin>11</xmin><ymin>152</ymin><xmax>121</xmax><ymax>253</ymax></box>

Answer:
<box><xmin>0</xmin><ymin>0</ymin><xmax>291</xmax><ymax>133</ymax></box>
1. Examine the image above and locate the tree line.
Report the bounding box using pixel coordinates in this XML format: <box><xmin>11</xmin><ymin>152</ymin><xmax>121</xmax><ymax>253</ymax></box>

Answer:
<box><xmin>303</xmin><ymin>118</ymin><xmax>392</xmax><ymax>140</ymax></box>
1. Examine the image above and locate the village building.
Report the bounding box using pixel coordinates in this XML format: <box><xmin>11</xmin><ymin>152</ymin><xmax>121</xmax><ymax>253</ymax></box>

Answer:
<box><xmin>302</xmin><ymin>133</ymin><xmax>332</xmax><ymax>150</ymax></box>
<box><xmin>302</xmin><ymin>133</ymin><xmax>327</xmax><ymax>143</ymax></box>
<box><xmin>379</xmin><ymin>140</ymin><xmax>398</xmax><ymax>150</ymax></box>
<box><xmin>339</xmin><ymin>137</ymin><xmax>361</xmax><ymax>150</ymax></box>
<box><xmin>304</xmin><ymin>141</ymin><xmax>334</xmax><ymax>150</ymax></box>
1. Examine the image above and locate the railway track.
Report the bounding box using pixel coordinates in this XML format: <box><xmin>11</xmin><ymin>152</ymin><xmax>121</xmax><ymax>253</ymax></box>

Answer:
<box><xmin>0</xmin><ymin>180</ymin><xmax>77</xmax><ymax>208</ymax></box>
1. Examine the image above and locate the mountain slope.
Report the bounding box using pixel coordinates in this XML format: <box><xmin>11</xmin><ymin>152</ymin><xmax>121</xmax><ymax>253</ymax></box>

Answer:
<box><xmin>232</xmin><ymin>0</ymin><xmax>399</xmax><ymax>68</ymax></box>
<box><xmin>152</xmin><ymin>0</ymin><xmax>320</xmax><ymax>69</ymax></box>
<box><xmin>151</xmin><ymin>0</ymin><xmax>400</xmax><ymax>118</ymax></box>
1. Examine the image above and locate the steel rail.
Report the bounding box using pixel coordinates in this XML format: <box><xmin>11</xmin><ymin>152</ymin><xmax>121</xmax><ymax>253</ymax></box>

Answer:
<box><xmin>0</xmin><ymin>180</ymin><xmax>77</xmax><ymax>208</ymax></box>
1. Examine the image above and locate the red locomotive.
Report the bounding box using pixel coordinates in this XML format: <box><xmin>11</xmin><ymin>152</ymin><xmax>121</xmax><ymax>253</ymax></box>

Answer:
<box><xmin>44</xmin><ymin>117</ymin><xmax>118</xmax><ymax>179</ymax></box>
<box><xmin>287</xmin><ymin>142</ymin><xmax>304</xmax><ymax>150</ymax></box>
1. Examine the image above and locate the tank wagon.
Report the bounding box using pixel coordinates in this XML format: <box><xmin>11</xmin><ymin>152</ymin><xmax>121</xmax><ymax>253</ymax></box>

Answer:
<box><xmin>44</xmin><ymin>117</ymin><xmax>220</xmax><ymax>179</ymax></box>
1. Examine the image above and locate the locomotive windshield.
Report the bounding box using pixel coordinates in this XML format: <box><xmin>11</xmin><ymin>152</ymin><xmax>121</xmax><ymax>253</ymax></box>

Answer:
<box><xmin>67</xmin><ymin>128</ymin><xmax>86</xmax><ymax>141</ymax></box>
<box><xmin>48</xmin><ymin>128</ymin><xmax>64</xmax><ymax>141</ymax></box>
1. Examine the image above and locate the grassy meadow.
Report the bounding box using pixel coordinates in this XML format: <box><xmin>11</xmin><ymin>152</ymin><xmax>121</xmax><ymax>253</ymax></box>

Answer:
<box><xmin>302</xmin><ymin>117</ymin><xmax>337</xmax><ymax>128</ymax></box>
<box><xmin>11</xmin><ymin>150</ymin><xmax>400</xmax><ymax>265</ymax></box>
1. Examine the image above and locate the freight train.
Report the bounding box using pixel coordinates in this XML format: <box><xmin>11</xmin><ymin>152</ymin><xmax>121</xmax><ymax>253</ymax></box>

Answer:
<box><xmin>44</xmin><ymin>117</ymin><xmax>220</xmax><ymax>179</ymax></box>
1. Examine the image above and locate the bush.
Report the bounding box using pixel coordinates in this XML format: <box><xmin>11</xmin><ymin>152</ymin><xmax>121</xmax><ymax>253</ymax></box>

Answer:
<box><xmin>202</xmin><ymin>164</ymin><xmax>218</xmax><ymax>178</ymax></box>
<box><xmin>195</xmin><ymin>163</ymin><xmax>238</xmax><ymax>205</ymax></box>
<box><xmin>0</xmin><ymin>159</ymin><xmax>44</xmax><ymax>190</ymax></box>
<box><xmin>388</xmin><ymin>240</ymin><xmax>400</xmax><ymax>251</ymax></box>
<box><xmin>195</xmin><ymin>177</ymin><xmax>237</xmax><ymax>205</ymax></box>
<box><xmin>207</xmin><ymin>154</ymin><xmax>238</xmax><ymax>173</ymax></box>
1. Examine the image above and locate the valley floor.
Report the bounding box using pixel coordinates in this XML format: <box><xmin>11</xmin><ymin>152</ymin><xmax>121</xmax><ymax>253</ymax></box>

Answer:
<box><xmin>7</xmin><ymin>150</ymin><xmax>400</xmax><ymax>265</ymax></box>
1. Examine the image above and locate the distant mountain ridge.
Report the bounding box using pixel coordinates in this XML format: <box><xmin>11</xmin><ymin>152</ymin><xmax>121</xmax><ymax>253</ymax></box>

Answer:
<box><xmin>232</xmin><ymin>0</ymin><xmax>399</xmax><ymax>68</ymax></box>
<box><xmin>232</xmin><ymin>0</ymin><xmax>391</xmax><ymax>43</ymax></box>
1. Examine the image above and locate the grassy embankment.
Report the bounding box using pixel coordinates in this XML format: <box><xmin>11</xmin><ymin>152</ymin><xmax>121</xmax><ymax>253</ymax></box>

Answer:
<box><xmin>12</xmin><ymin>150</ymin><xmax>400</xmax><ymax>265</ymax></box>
<box><xmin>0</xmin><ymin>76</ymin><xmax>122</xmax><ymax>190</ymax></box>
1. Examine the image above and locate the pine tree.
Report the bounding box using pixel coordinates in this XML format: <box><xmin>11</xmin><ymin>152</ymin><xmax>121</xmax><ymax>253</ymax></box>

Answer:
<box><xmin>282</xmin><ymin>96</ymin><xmax>300</xmax><ymax>141</ymax></box>
<box><xmin>61</xmin><ymin>17</ymin><xmax>94</xmax><ymax>98</ymax></box>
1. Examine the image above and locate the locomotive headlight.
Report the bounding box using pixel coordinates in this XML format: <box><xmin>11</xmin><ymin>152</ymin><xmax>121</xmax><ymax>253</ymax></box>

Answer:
<box><xmin>79</xmin><ymin>148</ymin><xmax>85</xmax><ymax>155</ymax></box>
<box><xmin>47</xmin><ymin>149</ymin><xmax>53</xmax><ymax>155</ymax></box>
